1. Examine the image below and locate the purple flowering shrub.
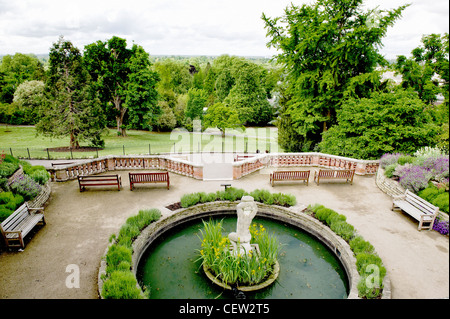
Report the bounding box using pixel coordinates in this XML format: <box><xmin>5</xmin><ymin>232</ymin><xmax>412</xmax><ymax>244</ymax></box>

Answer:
<box><xmin>9</xmin><ymin>174</ymin><xmax>42</xmax><ymax>201</ymax></box>
<box><xmin>380</xmin><ymin>153</ymin><xmax>402</xmax><ymax>169</ymax></box>
<box><xmin>422</xmin><ymin>156</ymin><xmax>449</xmax><ymax>183</ymax></box>
<box><xmin>397</xmin><ymin>165</ymin><xmax>432</xmax><ymax>193</ymax></box>
<box><xmin>433</xmin><ymin>218</ymin><xmax>449</xmax><ymax>236</ymax></box>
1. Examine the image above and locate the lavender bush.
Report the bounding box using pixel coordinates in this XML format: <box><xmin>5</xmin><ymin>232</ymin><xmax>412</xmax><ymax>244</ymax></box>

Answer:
<box><xmin>380</xmin><ymin>153</ymin><xmax>402</xmax><ymax>169</ymax></box>
<box><xmin>433</xmin><ymin>218</ymin><xmax>449</xmax><ymax>236</ymax></box>
<box><xmin>397</xmin><ymin>165</ymin><xmax>432</xmax><ymax>193</ymax></box>
<box><xmin>9</xmin><ymin>174</ymin><xmax>42</xmax><ymax>201</ymax></box>
<box><xmin>422</xmin><ymin>156</ymin><xmax>449</xmax><ymax>183</ymax></box>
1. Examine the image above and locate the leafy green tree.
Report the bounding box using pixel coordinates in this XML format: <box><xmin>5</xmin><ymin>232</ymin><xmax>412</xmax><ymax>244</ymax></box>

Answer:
<box><xmin>123</xmin><ymin>45</ymin><xmax>160</xmax><ymax>131</ymax></box>
<box><xmin>84</xmin><ymin>37</ymin><xmax>158</xmax><ymax>136</ymax></box>
<box><xmin>0</xmin><ymin>53</ymin><xmax>45</xmax><ymax>103</ymax></box>
<box><xmin>203</xmin><ymin>102</ymin><xmax>243</xmax><ymax>137</ymax></box>
<box><xmin>395</xmin><ymin>33</ymin><xmax>449</xmax><ymax>112</ymax></box>
<box><xmin>224</xmin><ymin>62</ymin><xmax>274</xmax><ymax>126</ymax></box>
<box><xmin>155</xmin><ymin>101</ymin><xmax>177</xmax><ymax>132</ymax></box>
<box><xmin>319</xmin><ymin>89</ymin><xmax>439</xmax><ymax>159</ymax></box>
<box><xmin>185</xmin><ymin>88</ymin><xmax>208</xmax><ymax>121</ymax></box>
<box><xmin>153</xmin><ymin>59</ymin><xmax>193</xmax><ymax>94</ymax></box>
<box><xmin>13</xmin><ymin>80</ymin><xmax>45</xmax><ymax>124</ymax></box>
<box><xmin>84</xmin><ymin>36</ymin><xmax>131</xmax><ymax>136</ymax></box>
<box><xmin>263</xmin><ymin>0</ymin><xmax>408</xmax><ymax>151</ymax></box>
<box><xmin>36</xmin><ymin>36</ymin><xmax>105</xmax><ymax>149</ymax></box>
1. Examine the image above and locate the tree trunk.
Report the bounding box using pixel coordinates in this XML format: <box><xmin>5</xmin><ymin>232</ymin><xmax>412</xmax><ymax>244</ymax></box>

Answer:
<box><xmin>113</xmin><ymin>95</ymin><xmax>127</xmax><ymax>137</ymax></box>
<box><xmin>69</xmin><ymin>131</ymin><xmax>80</xmax><ymax>149</ymax></box>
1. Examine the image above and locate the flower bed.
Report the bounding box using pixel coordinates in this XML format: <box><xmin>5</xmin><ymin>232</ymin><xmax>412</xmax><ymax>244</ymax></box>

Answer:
<box><xmin>379</xmin><ymin>147</ymin><xmax>449</xmax><ymax>235</ymax></box>
<box><xmin>0</xmin><ymin>155</ymin><xmax>50</xmax><ymax>222</ymax></box>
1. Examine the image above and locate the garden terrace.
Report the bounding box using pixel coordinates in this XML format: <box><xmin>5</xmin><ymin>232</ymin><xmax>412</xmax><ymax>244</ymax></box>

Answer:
<box><xmin>0</xmin><ymin>163</ymin><xmax>447</xmax><ymax>299</ymax></box>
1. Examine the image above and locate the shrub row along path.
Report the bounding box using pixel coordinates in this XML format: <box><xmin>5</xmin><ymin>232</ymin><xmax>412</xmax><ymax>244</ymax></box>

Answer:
<box><xmin>0</xmin><ymin>164</ymin><xmax>448</xmax><ymax>299</ymax></box>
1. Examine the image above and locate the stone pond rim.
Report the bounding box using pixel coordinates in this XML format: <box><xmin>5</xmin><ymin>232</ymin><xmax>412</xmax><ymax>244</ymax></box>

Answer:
<box><xmin>97</xmin><ymin>200</ymin><xmax>392</xmax><ymax>299</ymax></box>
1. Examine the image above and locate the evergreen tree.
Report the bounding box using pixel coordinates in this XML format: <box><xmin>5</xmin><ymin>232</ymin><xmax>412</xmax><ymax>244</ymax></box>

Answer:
<box><xmin>36</xmin><ymin>36</ymin><xmax>105</xmax><ymax>149</ymax></box>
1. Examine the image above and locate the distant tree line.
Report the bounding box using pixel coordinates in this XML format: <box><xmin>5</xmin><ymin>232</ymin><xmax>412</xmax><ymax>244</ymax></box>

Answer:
<box><xmin>0</xmin><ymin>37</ymin><xmax>282</xmax><ymax>149</ymax></box>
<box><xmin>1</xmin><ymin>0</ymin><xmax>448</xmax><ymax>158</ymax></box>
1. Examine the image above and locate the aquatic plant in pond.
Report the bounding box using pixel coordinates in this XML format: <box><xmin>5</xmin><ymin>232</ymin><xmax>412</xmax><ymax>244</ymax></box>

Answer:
<box><xmin>197</xmin><ymin>219</ymin><xmax>280</xmax><ymax>287</ymax></box>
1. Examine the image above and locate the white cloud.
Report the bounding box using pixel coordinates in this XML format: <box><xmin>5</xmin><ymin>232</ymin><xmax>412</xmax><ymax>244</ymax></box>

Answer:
<box><xmin>0</xmin><ymin>0</ymin><xmax>448</xmax><ymax>58</ymax></box>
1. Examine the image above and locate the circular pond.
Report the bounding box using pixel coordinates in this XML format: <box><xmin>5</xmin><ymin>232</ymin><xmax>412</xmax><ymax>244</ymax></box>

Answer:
<box><xmin>136</xmin><ymin>215</ymin><xmax>349</xmax><ymax>299</ymax></box>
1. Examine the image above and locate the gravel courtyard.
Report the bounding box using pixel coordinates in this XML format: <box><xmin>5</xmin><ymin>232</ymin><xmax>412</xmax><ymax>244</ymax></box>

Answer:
<box><xmin>0</xmin><ymin>168</ymin><xmax>448</xmax><ymax>299</ymax></box>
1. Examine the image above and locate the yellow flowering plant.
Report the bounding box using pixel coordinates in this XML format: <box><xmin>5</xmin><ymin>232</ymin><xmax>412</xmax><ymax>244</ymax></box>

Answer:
<box><xmin>197</xmin><ymin>219</ymin><xmax>280</xmax><ymax>286</ymax></box>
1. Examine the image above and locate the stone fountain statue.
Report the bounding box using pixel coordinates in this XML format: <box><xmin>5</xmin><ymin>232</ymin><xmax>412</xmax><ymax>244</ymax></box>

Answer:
<box><xmin>228</xmin><ymin>196</ymin><xmax>258</xmax><ymax>255</ymax></box>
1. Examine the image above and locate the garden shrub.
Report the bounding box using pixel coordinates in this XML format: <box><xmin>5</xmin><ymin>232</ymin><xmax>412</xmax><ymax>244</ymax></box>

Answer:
<box><xmin>330</xmin><ymin>221</ymin><xmax>355</xmax><ymax>242</ymax></box>
<box><xmin>349</xmin><ymin>236</ymin><xmax>375</xmax><ymax>254</ymax></box>
<box><xmin>28</xmin><ymin>169</ymin><xmax>50</xmax><ymax>185</ymax></box>
<box><xmin>102</xmin><ymin>270</ymin><xmax>143</xmax><ymax>299</ymax></box>
<box><xmin>0</xmin><ymin>162</ymin><xmax>19</xmax><ymax>178</ymax></box>
<box><xmin>397</xmin><ymin>165</ymin><xmax>432</xmax><ymax>193</ymax></box>
<box><xmin>357</xmin><ymin>273</ymin><xmax>384</xmax><ymax>299</ymax></box>
<box><xmin>314</xmin><ymin>207</ymin><xmax>335</xmax><ymax>224</ymax></box>
<box><xmin>0</xmin><ymin>206</ymin><xmax>13</xmax><ymax>222</ymax></box>
<box><xmin>397</xmin><ymin>155</ymin><xmax>415</xmax><ymax>165</ymax></box>
<box><xmin>308</xmin><ymin>203</ymin><xmax>385</xmax><ymax>298</ymax></box>
<box><xmin>102</xmin><ymin>208</ymin><xmax>161</xmax><ymax>299</ymax></box>
<box><xmin>272</xmin><ymin>192</ymin><xmax>297</xmax><ymax>206</ymax></box>
<box><xmin>433</xmin><ymin>217</ymin><xmax>449</xmax><ymax>235</ymax></box>
<box><xmin>180</xmin><ymin>192</ymin><xmax>201</xmax><ymax>208</ymax></box>
<box><xmin>355</xmin><ymin>253</ymin><xmax>386</xmax><ymax>279</ymax></box>
<box><xmin>9</xmin><ymin>174</ymin><xmax>42</xmax><ymax>201</ymax></box>
<box><xmin>384</xmin><ymin>163</ymin><xmax>398</xmax><ymax>178</ymax></box>
<box><xmin>0</xmin><ymin>192</ymin><xmax>24</xmax><ymax>222</ymax></box>
<box><xmin>433</xmin><ymin>193</ymin><xmax>449</xmax><ymax>213</ymax></box>
<box><xmin>379</xmin><ymin>153</ymin><xmax>402</xmax><ymax>169</ymax></box>
<box><xmin>105</xmin><ymin>244</ymin><xmax>132</xmax><ymax>273</ymax></box>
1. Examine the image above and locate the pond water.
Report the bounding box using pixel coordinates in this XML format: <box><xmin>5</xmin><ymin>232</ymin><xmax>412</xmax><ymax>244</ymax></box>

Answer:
<box><xmin>137</xmin><ymin>215</ymin><xmax>349</xmax><ymax>299</ymax></box>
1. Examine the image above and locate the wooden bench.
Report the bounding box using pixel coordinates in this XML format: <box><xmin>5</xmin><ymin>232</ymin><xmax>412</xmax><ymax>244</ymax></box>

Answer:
<box><xmin>314</xmin><ymin>169</ymin><xmax>355</xmax><ymax>185</ymax></box>
<box><xmin>270</xmin><ymin>170</ymin><xmax>310</xmax><ymax>186</ymax></box>
<box><xmin>77</xmin><ymin>175</ymin><xmax>122</xmax><ymax>192</ymax></box>
<box><xmin>0</xmin><ymin>203</ymin><xmax>45</xmax><ymax>249</ymax></box>
<box><xmin>129</xmin><ymin>171</ymin><xmax>170</xmax><ymax>190</ymax></box>
<box><xmin>392</xmin><ymin>189</ymin><xmax>438</xmax><ymax>230</ymax></box>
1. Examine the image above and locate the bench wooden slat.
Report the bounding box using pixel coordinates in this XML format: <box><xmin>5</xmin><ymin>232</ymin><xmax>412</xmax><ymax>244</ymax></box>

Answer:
<box><xmin>270</xmin><ymin>170</ymin><xmax>310</xmax><ymax>186</ymax></box>
<box><xmin>129</xmin><ymin>172</ymin><xmax>170</xmax><ymax>190</ymax></box>
<box><xmin>314</xmin><ymin>169</ymin><xmax>355</xmax><ymax>185</ymax></box>
<box><xmin>392</xmin><ymin>189</ymin><xmax>438</xmax><ymax>230</ymax></box>
<box><xmin>0</xmin><ymin>203</ymin><xmax>45</xmax><ymax>249</ymax></box>
<box><xmin>78</xmin><ymin>175</ymin><xmax>122</xmax><ymax>192</ymax></box>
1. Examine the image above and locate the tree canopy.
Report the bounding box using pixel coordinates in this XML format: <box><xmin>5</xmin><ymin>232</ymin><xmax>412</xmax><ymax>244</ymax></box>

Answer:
<box><xmin>36</xmin><ymin>36</ymin><xmax>105</xmax><ymax>149</ymax></box>
<box><xmin>263</xmin><ymin>0</ymin><xmax>408</xmax><ymax>151</ymax></box>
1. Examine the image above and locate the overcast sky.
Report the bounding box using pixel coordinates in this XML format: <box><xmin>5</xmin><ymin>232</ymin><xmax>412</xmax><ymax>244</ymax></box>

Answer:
<box><xmin>0</xmin><ymin>0</ymin><xmax>448</xmax><ymax>59</ymax></box>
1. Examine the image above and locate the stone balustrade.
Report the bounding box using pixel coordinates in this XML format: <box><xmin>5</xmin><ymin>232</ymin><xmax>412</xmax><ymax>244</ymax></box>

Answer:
<box><xmin>49</xmin><ymin>152</ymin><xmax>379</xmax><ymax>182</ymax></box>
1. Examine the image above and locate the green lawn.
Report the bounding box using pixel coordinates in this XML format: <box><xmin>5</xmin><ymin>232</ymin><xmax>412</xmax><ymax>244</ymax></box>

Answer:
<box><xmin>0</xmin><ymin>125</ymin><xmax>281</xmax><ymax>159</ymax></box>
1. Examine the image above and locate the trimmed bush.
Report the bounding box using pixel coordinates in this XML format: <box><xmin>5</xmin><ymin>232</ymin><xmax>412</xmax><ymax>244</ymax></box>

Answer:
<box><xmin>308</xmin><ymin>203</ymin><xmax>386</xmax><ymax>299</ymax></box>
<box><xmin>349</xmin><ymin>236</ymin><xmax>375</xmax><ymax>254</ymax></box>
<box><xmin>105</xmin><ymin>244</ymin><xmax>132</xmax><ymax>273</ymax></box>
<box><xmin>102</xmin><ymin>208</ymin><xmax>161</xmax><ymax>299</ymax></box>
<box><xmin>102</xmin><ymin>270</ymin><xmax>143</xmax><ymax>299</ymax></box>
<box><xmin>384</xmin><ymin>163</ymin><xmax>398</xmax><ymax>178</ymax></box>
<box><xmin>330</xmin><ymin>220</ymin><xmax>354</xmax><ymax>242</ymax></box>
